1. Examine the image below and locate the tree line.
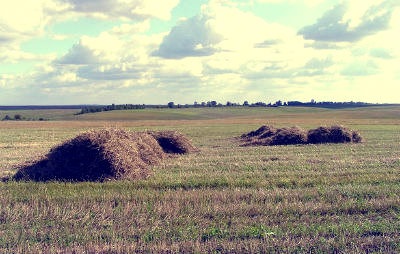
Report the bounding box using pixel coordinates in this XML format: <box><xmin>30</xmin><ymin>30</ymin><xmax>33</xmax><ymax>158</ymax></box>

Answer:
<box><xmin>75</xmin><ymin>100</ymin><xmax>387</xmax><ymax>115</ymax></box>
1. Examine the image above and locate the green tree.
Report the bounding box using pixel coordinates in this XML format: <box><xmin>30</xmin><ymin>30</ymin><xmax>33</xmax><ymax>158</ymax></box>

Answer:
<box><xmin>167</xmin><ymin>102</ymin><xmax>175</xmax><ymax>108</ymax></box>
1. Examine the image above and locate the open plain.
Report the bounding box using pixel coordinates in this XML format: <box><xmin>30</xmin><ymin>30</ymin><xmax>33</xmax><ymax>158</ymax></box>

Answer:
<box><xmin>0</xmin><ymin>106</ymin><xmax>399</xmax><ymax>253</ymax></box>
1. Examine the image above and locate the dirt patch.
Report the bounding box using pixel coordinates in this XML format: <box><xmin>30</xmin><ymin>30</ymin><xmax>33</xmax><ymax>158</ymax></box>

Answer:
<box><xmin>13</xmin><ymin>128</ymin><xmax>197</xmax><ymax>182</ymax></box>
<box><xmin>241</xmin><ymin>125</ymin><xmax>362</xmax><ymax>146</ymax></box>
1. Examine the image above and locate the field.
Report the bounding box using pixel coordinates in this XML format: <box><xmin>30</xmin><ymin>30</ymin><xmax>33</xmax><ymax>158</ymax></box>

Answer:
<box><xmin>0</xmin><ymin>106</ymin><xmax>399</xmax><ymax>253</ymax></box>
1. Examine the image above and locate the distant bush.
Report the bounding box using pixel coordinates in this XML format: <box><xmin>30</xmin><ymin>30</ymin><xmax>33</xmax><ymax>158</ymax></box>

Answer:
<box><xmin>2</xmin><ymin>115</ymin><xmax>12</xmax><ymax>121</ymax></box>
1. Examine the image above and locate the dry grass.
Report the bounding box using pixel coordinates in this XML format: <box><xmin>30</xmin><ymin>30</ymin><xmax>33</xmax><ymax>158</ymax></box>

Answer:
<box><xmin>12</xmin><ymin>128</ymin><xmax>197</xmax><ymax>182</ymax></box>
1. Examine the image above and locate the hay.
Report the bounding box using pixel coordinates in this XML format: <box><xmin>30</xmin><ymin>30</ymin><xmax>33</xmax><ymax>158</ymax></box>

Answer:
<box><xmin>307</xmin><ymin>126</ymin><xmax>333</xmax><ymax>144</ymax></box>
<box><xmin>270</xmin><ymin>127</ymin><xmax>307</xmax><ymax>146</ymax></box>
<box><xmin>240</xmin><ymin>126</ymin><xmax>306</xmax><ymax>146</ymax></box>
<box><xmin>148</xmin><ymin>130</ymin><xmax>199</xmax><ymax>154</ymax></box>
<box><xmin>241</xmin><ymin>125</ymin><xmax>362</xmax><ymax>146</ymax></box>
<box><xmin>241</xmin><ymin>125</ymin><xmax>275</xmax><ymax>139</ymax></box>
<box><xmin>13</xmin><ymin>129</ymin><xmax>197</xmax><ymax>182</ymax></box>
<box><xmin>307</xmin><ymin>125</ymin><xmax>362</xmax><ymax>144</ymax></box>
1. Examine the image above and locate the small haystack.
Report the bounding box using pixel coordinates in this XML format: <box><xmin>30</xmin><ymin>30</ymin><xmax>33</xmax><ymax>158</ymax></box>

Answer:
<box><xmin>240</xmin><ymin>125</ymin><xmax>362</xmax><ymax>146</ymax></box>
<box><xmin>148</xmin><ymin>130</ymin><xmax>199</xmax><ymax>154</ymax></box>
<box><xmin>307</xmin><ymin>125</ymin><xmax>362</xmax><ymax>144</ymax></box>
<box><xmin>241</xmin><ymin>126</ymin><xmax>306</xmax><ymax>146</ymax></box>
<box><xmin>241</xmin><ymin>125</ymin><xmax>275</xmax><ymax>139</ymax></box>
<box><xmin>13</xmin><ymin>129</ymin><xmax>197</xmax><ymax>182</ymax></box>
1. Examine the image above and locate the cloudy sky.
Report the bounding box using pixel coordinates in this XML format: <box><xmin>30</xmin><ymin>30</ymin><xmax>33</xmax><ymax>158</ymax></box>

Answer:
<box><xmin>1</xmin><ymin>0</ymin><xmax>399</xmax><ymax>105</ymax></box>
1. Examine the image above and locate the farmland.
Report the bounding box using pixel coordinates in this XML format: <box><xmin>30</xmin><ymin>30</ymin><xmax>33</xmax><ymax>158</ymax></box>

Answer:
<box><xmin>0</xmin><ymin>106</ymin><xmax>399</xmax><ymax>253</ymax></box>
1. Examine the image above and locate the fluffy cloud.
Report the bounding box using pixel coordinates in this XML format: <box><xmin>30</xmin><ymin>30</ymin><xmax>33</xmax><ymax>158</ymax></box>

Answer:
<box><xmin>59</xmin><ymin>0</ymin><xmax>179</xmax><ymax>20</ymax></box>
<box><xmin>0</xmin><ymin>1</ymin><xmax>70</xmax><ymax>43</ymax></box>
<box><xmin>299</xmin><ymin>0</ymin><xmax>399</xmax><ymax>43</ymax></box>
<box><xmin>1</xmin><ymin>0</ymin><xmax>400</xmax><ymax>105</ymax></box>
<box><xmin>57</xmin><ymin>33</ymin><xmax>124</xmax><ymax>65</ymax></box>
<box><xmin>155</xmin><ymin>1</ymin><xmax>293</xmax><ymax>59</ymax></box>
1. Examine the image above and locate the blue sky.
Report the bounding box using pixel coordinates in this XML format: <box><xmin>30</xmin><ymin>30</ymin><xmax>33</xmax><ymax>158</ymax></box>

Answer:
<box><xmin>0</xmin><ymin>0</ymin><xmax>399</xmax><ymax>105</ymax></box>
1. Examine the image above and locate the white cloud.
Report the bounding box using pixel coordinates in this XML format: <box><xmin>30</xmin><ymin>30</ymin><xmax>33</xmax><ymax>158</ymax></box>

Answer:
<box><xmin>299</xmin><ymin>0</ymin><xmax>399</xmax><ymax>43</ymax></box>
<box><xmin>59</xmin><ymin>0</ymin><xmax>179</xmax><ymax>20</ymax></box>
<box><xmin>256</xmin><ymin>0</ymin><xmax>324</xmax><ymax>6</ymax></box>
<box><xmin>57</xmin><ymin>32</ymin><xmax>124</xmax><ymax>65</ymax></box>
<box><xmin>0</xmin><ymin>0</ymin><xmax>69</xmax><ymax>41</ymax></box>
<box><xmin>155</xmin><ymin>1</ymin><xmax>296</xmax><ymax>59</ymax></box>
<box><xmin>1</xmin><ymin>0</ymin><xmax>400</xmax><ymax>104</ymax></box>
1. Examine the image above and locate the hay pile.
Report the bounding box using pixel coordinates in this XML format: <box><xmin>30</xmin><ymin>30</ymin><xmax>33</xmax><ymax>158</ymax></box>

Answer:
<box><xmin>148</xmin><ymin>130</ymin><xmax>199</xmax><ymax>154</ymax></box>
<box><xmin>241</xmin><ymin>125</ymin><xmax>307</xmax><ymax>146</ymax></box>
<box><xmin>13</xmin><ymin>129</ymin><xmax>197</xmax><ymax>182</ymax></box>
<box><xmin>241</xmin><ymin>125</ymin><xmax>362</xmax><ymax>146</ymax></box>
<box><xmin>307</xmin><ymin>125</ymin><xmax>362</xmax><ymax>144</ymax></box>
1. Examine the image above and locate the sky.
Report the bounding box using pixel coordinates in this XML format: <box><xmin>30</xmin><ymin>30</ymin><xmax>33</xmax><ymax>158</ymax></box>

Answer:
<box><xmin>0</xmin><ymin>0</ymin><xmax>399</xmax><ymax>105</ymax></box>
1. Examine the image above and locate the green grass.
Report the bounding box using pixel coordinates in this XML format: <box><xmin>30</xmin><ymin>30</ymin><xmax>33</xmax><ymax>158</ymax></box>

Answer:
<box><xmin>0</xmin><ymin>109</ymin><xmax>80</xmax><ymax>121</ymax></box>
<box><xmin>0</xmin><ymin>106</ymin><xmax>399</xmax><ymax>253</ymax></box>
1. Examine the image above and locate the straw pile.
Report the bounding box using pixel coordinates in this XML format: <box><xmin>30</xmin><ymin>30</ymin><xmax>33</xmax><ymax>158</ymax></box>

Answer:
<box><xmin>241</xmin><ymin>125</ymin><xmax>362</xmax><ymax>146</ymax></box>
<box><xmin>13</xmin><ymin>129</ymin><xmax>197</xmax><ymax>182</ymax></box>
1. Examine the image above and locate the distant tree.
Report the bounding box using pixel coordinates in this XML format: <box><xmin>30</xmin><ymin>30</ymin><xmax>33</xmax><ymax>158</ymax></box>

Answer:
<box><xmin>167</xmin><ymin>102</ymin><xmax>175</xmax><ymax>108</ymax></box>
<box><xmin>275</xmin><ymin>100</ymin><xmax>282</xmax><ymax>107</ymax></box>
<box><xmin>14</xmin><ymin>114</ymin><xmax>22</xmax><ymax>120</ymax></box>
<box><xmin>2</xmin><ymin>115</ymin><xmax>12</xmax><ymax>121</ymax></box>
<box><xmin>243</xmin><ymin>101</ymin><xmax>249</xmax><ymax>106</ymax></box>
<box><xmin>251</xmin><ymin>102</ymin><xmax>267</xmax><ymax>107</ymax></box>
<box><xmin>211</xmin><ymin>101</ymin><xmax>217</xmax><ymax>107</ymax></box>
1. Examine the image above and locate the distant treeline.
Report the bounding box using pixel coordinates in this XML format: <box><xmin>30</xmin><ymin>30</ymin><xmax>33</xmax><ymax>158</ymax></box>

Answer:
<box><xmin>75</xmin><ymin>100</ymin><xmax>399</xmax><ymax>115</ymax></box>
<box><xmin>286</xmin><ymin>101</ymin><xmax>381</xmax><ymax>108</ymax></box>
<box><xmin>77</xmin><ymin>104</ymin><xmax>148</xmax><ymax>114</ymax></box>
<box><xmin>0</xmin><ymin>105</ymin><xmax>84</xmax><ymax>110</ymax></box>
<box><xmin>2</xmin><ymin>101</ymin><xmax>398</xmax><ymax>117</ymax></box>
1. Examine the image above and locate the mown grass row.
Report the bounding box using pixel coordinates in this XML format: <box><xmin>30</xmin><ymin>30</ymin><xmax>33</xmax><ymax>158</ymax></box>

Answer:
<box><xmin>1</xmin><ymin>184</ymin><xmax>399</xmax><ymax>252</ymax></box>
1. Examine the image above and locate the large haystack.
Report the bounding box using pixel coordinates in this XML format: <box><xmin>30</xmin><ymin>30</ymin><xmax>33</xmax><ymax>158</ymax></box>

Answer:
<box><xmin>240</xmin><ymin>125</ymin><xmax>362</xmax><ymax>146</ymax></box>
<box><xmin>13</xmin><ymin>129</ymin><xmax>197</xmax><ymax>182</ymax></box>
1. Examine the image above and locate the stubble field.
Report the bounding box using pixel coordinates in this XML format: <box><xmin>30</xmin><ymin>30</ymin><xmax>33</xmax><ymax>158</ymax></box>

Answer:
<box><xmin>0</xmin><ymin>106</ymin><xmax>399</xmax><ymax>253</ymax></box>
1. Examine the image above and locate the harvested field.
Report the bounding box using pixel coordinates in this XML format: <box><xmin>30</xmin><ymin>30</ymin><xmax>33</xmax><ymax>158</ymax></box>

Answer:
<box><xmin>13</xmin><ymin>128</ymin><xmax>197</xmax><ymax>182</ymax></box>
<box><xmin>0</xmin><ymin>106</ymin><xmax>399</xmax><ymax>253</ymax></box>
